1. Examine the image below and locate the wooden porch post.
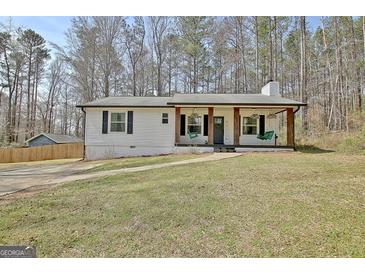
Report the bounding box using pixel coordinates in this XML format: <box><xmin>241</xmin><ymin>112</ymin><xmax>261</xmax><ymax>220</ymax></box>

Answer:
<box><xmin>208</xmin><ymin>107</ymin><xmax>214</xmax><ymax>145</ymax></box>
<box><xmin>175</xmin><ymin>107</ymin><xmax>180</xmax><ymax>144</ymax></box>
<box><xmin>233</xmin><ymin>107</ymin><xmax>240</xmax><ymax>145</ymax></box>
<box><xmin>286</xmin><ymin>108</ymin><xmax>294</xmax><ymax>147</ymax></box>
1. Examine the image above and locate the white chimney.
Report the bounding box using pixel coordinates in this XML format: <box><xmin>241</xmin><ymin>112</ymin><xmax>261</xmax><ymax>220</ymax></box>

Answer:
<box><xmin>261</xmin><ymin>81</ymin><xmax>280</xmax><ymax>96</ymax></box>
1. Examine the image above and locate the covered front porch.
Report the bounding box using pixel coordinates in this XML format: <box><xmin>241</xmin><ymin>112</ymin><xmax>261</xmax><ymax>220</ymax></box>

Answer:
<box><xmin>174</xmin><ymin>106</ymin><xmax>296</xmax><ymax>149</ymax></box>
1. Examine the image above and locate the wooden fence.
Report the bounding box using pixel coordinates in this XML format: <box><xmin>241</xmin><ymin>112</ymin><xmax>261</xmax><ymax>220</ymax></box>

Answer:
<box><xmin>0</xmin><ymin>143</ymin><xmax>84</xmax><ymax>163</ymax></box>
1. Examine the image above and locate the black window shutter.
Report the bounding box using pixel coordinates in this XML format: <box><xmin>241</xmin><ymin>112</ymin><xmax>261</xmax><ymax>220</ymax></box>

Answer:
<box><xmin>102</xmin><ymin>111</ymin><xmax>108</xmax><ymax>134</ymax></box>
<box><xmin>259</xmin><ymin>115</ymin><xmax>265</xmax><ymax>135</ymax></box>
<box><xmin>127</xmin><ymin>111</ymin><xmax>133</xmax><ymax>134</ymax></box>
<box><xmin>180</xmin><ymin>114</ymin><xmax>186</xmax><ymax>136</ymax></box>
<box><xmin>203</xmin><ymin>115</ymin><xmax>208</xmax><ymax>136</ymax></box>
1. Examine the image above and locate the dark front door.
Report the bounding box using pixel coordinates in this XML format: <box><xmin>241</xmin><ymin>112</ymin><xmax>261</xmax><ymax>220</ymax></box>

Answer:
<box><xmin>213</xmin><ymin>117</ymin><xmax>224</xmax><ymax>144</ymax></box>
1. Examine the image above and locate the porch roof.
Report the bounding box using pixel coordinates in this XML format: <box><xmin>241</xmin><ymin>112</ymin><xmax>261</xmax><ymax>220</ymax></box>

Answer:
<box><xmin>167</xmin><ymin>93</ymin><xmax>306</xmax><ymax>106</ymax></box>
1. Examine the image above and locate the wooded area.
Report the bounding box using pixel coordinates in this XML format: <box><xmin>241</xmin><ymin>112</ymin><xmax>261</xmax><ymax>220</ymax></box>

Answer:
<box><xmin>1</xmin><ymin>16</ymin><xmax>364</xmax><ymax>146</ymax></box>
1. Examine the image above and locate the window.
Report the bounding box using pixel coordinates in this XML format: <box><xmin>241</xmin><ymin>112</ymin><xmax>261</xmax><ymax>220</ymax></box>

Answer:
<box><xmin>162</xmin><ymin>113</ymin><xmax>168</xmax><ymax>124</ymax></box>
<box><xmin>110</xmin><ymin>112</ymin><xmax>126</xmax><ymax>132</ymax></box>
<box><xmin>242</xmin><ymin>117</ymin><xmax>257</xmax><ymax>135</ymax></box>
<box><xmin>188</xmin><ymin>114</ymin><xmax>201</xmax><ymax>134</ymax></box>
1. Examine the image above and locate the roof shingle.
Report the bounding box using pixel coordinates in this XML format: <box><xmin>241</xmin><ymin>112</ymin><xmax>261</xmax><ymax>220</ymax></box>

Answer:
<box><xmin>168</xmin><ymin>93</ymin><xmax>306</xmax><ymax>106</ymax></box>
<box><xmin>77</xmin><ymin>96</ymin><xmax>172</xmax><ymax>108</ymax></box>
<box><xmin>76</xmin><ymin>93</ymin><xmax>306</xmax><ymax>108</ymax></box>
<box><xmin>26</xmin><ymin>133</ymin><xmax>83</xmax><ymax>144</ymax></box>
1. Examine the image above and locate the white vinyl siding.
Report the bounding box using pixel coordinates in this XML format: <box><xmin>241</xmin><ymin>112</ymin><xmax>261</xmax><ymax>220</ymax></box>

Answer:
<box><xmin>85</xmin><ymin>107</ymin><xmax>175</xmax><ymax>148</ymax></box>
<box><xmin>84</xmin><ymin>107</ymin><xmax>175</xmax><ymax>159</ymax></box>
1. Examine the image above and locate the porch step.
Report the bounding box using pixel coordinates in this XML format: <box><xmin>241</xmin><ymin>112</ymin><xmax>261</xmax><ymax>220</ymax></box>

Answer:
<box><xmin>214</xmin><ymin>146</ymin><xmax>236</xmax><ymax>153</ymax></box>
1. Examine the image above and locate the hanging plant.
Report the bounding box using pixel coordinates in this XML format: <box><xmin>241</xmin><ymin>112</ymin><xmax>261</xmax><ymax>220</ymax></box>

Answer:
<box><xmin>190</xmin><ymin>109</ymin><xmax>199</xmax><ymax>119</ymax></box>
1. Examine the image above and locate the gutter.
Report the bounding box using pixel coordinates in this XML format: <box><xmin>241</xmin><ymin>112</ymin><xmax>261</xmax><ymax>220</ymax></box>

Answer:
<box><xmin>166</xmin><ymin>102</ymin><xmax>307</xmax><ymax>106</ymax></box>
<box><xmin>76</xmin><ymin>103</ymin><xmax>307</xmax><ymax>108</ymax></box>
<box><xmin>294</xmin><ymin>105</ymin><xmax>301</xmax><ymax>114</ymax></box>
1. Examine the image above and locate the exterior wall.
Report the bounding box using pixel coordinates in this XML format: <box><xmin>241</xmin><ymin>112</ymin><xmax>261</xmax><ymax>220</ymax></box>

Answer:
<box><xmin>84</xmin><ymin>107</ymin><xmax>175</xmax><ymax>160</ymax></box>
<box><xmin>28</xmin><ymin>136</ymin><xmax>56</xmax><ymax>147</ymax></box>
<box><xmin>84</xmin><ymin>106</ymin><xmax>282</xmax><ymax>160</ymax></box>
<box><xmin>239</xmin><ymin>109</ymin><xmax>279</xmax><ymax>146</ymax></box>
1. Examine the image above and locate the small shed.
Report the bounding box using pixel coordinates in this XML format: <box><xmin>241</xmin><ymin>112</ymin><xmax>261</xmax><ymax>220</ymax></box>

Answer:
<box><xmin>25</xmin><ymin>133</ymin><xmax>83</xmax><ymax>147</ymax></box>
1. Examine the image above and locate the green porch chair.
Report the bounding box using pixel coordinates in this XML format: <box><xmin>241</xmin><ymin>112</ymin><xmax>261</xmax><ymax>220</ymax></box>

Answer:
<box><xmin>188</xmin><ymin>130</ymin><xmax>199</xmax><ymax>139</ymax></box>
<box><xmin>257</xmin><ymin>130</ymin><xmax>275</xmax><ymax>141</ymax></box>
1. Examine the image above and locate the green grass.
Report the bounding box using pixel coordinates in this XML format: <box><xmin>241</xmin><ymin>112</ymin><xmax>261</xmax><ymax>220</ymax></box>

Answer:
<box><xmin>88</xmin><ymin>153</ymin><xmax>207</xmax><ymax>172</ymax></box>
<box><xmin>1</xmin><ymin>152</ymin><xmax>365</xmax><ymax>257</ymax></box>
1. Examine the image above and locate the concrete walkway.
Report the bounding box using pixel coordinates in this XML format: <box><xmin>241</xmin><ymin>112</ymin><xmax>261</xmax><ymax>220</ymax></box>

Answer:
<box><xmin>0</xmin><ymin>153</ymin><xmax>241</xmax><ymax>197</ymax></box>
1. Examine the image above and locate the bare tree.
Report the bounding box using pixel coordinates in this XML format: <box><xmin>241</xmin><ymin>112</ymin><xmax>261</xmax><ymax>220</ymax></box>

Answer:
<box><xmin>93</xmin><ymin>16</ymin><xmax>125</xmax><ymax>97</ymax></box>
<box><xmin>18</xmin><ymin>29</ymin><xmax>47</xmax><ymax>139</ymax></box>
<box><xmin>150</xmin><ymin>17</ymin><xmax>169</xmax><ymax>96</ymax></box>
<box><xmin>124</xmin><ymin>17</ymin><xmax>145</xmax><ymax>96</ymax></box>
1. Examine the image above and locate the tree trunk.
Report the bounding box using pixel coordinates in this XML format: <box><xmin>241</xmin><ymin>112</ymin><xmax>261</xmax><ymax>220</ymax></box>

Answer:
<box><xmin>350</xmin><ymin>17</ymin><xmax>362</xmax><ymax>113</ymax></box>
<box><xmin>25</xmin><ymin>49</ymin><xmax>33</xmax><ymax>140</ymax></box>
<box><xmin>268</xmin><ymin>16</ymin><xmax>273</xmax><ymax>81</ymax></box>
<box><xmin>255</xmin><ymin>16</ymin><xmax>259</xmax><ymax>91</ymax></box>
<box><xmin>300</xmin><ymin>16</ymin><xmax>308</xmax><ymax>131</ymax></box>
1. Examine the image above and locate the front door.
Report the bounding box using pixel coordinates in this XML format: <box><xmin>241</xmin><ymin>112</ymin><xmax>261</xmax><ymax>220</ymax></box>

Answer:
<box><xmin>213</xmin><ymin>117</ymin><xmax>224</xmax><ymax>144</ymax></box>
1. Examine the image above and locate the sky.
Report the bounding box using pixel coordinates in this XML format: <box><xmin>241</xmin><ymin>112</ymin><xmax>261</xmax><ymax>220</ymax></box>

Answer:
<box><xmin>0</xmin><ymin>16</ymin><xmax>323</xmax><ymax>50</ymax></box>
<box><xmin>0</xmin><ymin>16</ymin><xmax>72</xmax><ymax>47</ymax></box>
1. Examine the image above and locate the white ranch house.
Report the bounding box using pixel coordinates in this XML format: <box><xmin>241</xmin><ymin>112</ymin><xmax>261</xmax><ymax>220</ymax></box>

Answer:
<box><xmin>77</xmin><ymin>82</ymin><xmax>306</xmax><ymax>160</ymax></box>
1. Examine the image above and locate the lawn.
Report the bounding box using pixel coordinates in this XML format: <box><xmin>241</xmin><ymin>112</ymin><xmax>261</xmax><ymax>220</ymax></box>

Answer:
<box><xmin>88</xmin><ymin>153</ymin><xmax>208</xmax><ymax>172</ymax></box>
<box><xmin>0</xmin><ymin>152</ymin><xmax>365</xmax><ymax>257</ymax></box>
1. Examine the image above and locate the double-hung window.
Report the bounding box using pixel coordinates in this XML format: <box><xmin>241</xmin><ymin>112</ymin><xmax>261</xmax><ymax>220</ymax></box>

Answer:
<box><xmin>110</xmin><ymin>112</ymin><xmax>126</xmax><ymax>132</ymax></box>
<box><xmin>188</xmin><ymin>115</ymin><xmax>201</xmax><ymax>134</ymax></box>
<box><xmin>162</xmin><ymin>113</ymin><xmax>168</xmax><ymax>124</ymax></box>
<box><xmin>242</xmin><ymin>117</ymin><xmax>257</xmax><ymax>135</ymax></box>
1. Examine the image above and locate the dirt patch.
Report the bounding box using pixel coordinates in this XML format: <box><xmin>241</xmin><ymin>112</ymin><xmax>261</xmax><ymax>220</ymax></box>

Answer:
<box><xmin>0</xmin><ymin>184</ymin><xmax>56</xmax><ymax>205</ymax></box>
